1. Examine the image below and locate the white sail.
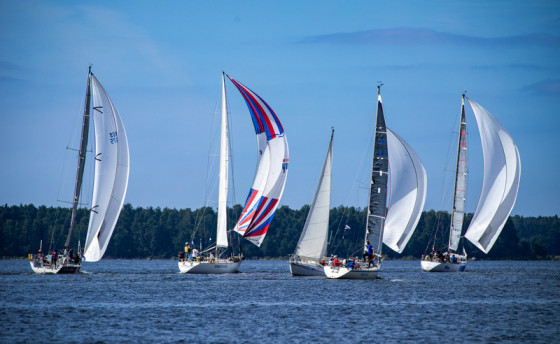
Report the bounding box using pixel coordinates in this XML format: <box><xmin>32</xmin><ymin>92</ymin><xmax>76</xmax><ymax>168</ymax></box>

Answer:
<box><xmin>84</xmin><ymin>75</ymin><xmax>130</xmax><ymax>262</ymax></box>
<box><xmin>216</xmin><ymin>74</ymin><xmax>229</xmax><ymax>248</ymax></box>
<box><xmin>383</xmin><ymin>128</ymin><xmax>427</xmax><ymax>253</ymax></box>
<box><xmin>464</xmin><ymin>98</ymin><xmax>521</xmax><ymax>253</ymax></box>
<box><xmin>294</xmin><ymin>131</ymin><xmax>333</xmax><ymax>259</ymax></box>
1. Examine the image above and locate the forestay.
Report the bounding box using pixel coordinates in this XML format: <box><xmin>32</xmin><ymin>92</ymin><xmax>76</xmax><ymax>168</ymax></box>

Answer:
<box><xmin>383</xmin><ymin>128</ymin><xmax>427</xmax><ymax>253</ymax></box>
<box><xmin>293</xmin><ymin>130</ymin><xmax>333</xmax><ymax>260</ymax></box>
<box><xmin>228</xmin><ymin>77</ymin><xmax>289</xmax><ymax>247</ymax></box>
<box><xmin>464</xmin><ymin>98</ymin><xmax>521</xmax><ymax>253</ymax></box>
<box><xmin>84</xmin><ymin>75</ymin><xmax>130</xmax><ymax>261</ymax></box>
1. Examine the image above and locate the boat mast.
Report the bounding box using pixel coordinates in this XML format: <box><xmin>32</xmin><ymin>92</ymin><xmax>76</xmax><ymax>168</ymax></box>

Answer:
<box><xmin>364</xmin><ymin>84</ymin><xmax>388</xmax><ymax>257</ymax></box>
<box><xmin>65</xmin><ymin>67</ymin><xmax>92</xmax><ymax>250</ymax></box>
<box><xmin>448</xmin><ymin>93</ymin><xmax>467</xmax><ymax>252</ymax></box>
<box><xmin>216</xmin><ymin>72</ymin><xmax>229</xmax><ymax>255</ymax></box>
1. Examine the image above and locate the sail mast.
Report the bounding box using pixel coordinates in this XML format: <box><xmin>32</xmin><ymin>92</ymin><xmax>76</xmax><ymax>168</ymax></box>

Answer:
<box><xmin>216</xmin><ymin>72</ymin><xmax>229</xmax><ymax>250</ymax></box>
<box><xmin>448</xmin><ymin>94</ymin><xmax>467</xmax><ymax>252</ymax></box>
<box><xmin>365</xmin><ymin>84</ymin><xmax>388</xmax><ymax>256</ymax></box>
<box><xmin>65</xmin><ymin>67</ymin><xmax>92</xmax><ymax>250</ymax></box>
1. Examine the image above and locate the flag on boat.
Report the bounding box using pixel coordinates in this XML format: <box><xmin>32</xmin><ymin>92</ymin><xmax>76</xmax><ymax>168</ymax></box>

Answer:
<box><xmin>345</xmin><ymin>225</ymin><xmax>351</xmax><ymax>230</ymax></box>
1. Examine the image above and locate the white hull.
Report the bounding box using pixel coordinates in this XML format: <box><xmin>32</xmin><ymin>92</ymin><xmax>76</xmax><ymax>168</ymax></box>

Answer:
<box><xmin>324</xmin><ymin>264</ymin><xmax>379</xmax><ymax>279</ymax></box>
<box><xmin>178</xmin><ymin>259</ymin><xmax>241</xmax><ymax>274</ymax></box>
<box><xmin>29</xmin><ymin>260</ymin><xmax>81</xmax><ymax>274</ymax></box>
<box><xmin>289</xmin><ymin>260</ymin><xmax>325</xmax><ymax>276</ymax></box>
<box><xmin>421</xmin><ymin>260</ymin><xmax>466</xmax><ymax>272</ymax></box>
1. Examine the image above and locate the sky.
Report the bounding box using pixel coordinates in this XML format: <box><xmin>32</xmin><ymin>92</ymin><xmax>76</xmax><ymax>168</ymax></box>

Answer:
<box><xmin>1</xmin><ymin>0</ymin><xmax>559</xmax><ymax>217</ymax></box>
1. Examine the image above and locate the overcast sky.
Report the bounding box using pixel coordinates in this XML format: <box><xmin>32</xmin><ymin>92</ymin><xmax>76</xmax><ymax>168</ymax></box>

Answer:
<box><xmin>1</xmin><ymin>0</ymin><xmax>559</xmax><ymax>216</ymax></box>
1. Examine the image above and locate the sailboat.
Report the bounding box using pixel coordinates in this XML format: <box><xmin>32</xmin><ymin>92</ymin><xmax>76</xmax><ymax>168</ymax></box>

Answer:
<box><xmin>179</xmin><ymin>73</ymin><xmax>289</xmax><ymax>273</ymax></box>
<box><xmin>289</xmin><ymin>129</ymin><xmax>334</xmax><ymax>276</ymax></box>
<box><xmin>421</xmin><ymin>94</ymin><xmax>521</xmax><ymax>272</ymax></box>
<box><xmin>179</xmin><ymin>73</ymin><xmax>242</xmax><ymax>274</ymax></box>
<box><xmin>324</xmin><ymin>86</ymin><xmax>427</xmax><ymax>279</ymax></box>
<box><xmin>29</xmin><ymin>67</ymin><xmax>130</xmax><ymax>274</ymax></box>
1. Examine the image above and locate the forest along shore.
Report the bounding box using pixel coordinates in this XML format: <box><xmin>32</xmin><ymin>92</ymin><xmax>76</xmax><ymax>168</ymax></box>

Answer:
<box><xmin>2</xmin><ymin>204</ymin><xmax>557</xmax><ymax>260</ymax></box>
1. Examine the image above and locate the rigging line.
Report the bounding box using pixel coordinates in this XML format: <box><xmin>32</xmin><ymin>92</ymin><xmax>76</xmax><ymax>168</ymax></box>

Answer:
<box><xmin>330</xmin><ymin>113</ymin><xmax>376</xmax><ymax>255</ymax></box>
<box><xmin>426</xmin><ymin>103</ymin><xmax>463</xmax><ymax>254</ymax></box>
<box><xmin>192</xmin><ymin>82</ymin><xmax>222</xmax><ymax>240</ymax></box>
<box><xmin>226</xmin><ymin>85</ymin><xmax>237</xmax><ymax>214</ymax></box>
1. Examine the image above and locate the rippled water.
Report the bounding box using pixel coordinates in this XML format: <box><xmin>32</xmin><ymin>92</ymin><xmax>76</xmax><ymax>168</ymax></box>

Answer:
<box><xmin>1</xmin><ymin>260</ymin><xmax>558</xmax><ymax>343</ymax></box>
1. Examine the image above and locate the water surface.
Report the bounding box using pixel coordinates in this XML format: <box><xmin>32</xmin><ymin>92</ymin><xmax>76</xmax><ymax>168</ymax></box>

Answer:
<box><xmin>1</xmin><ymin>260</ymin><xmax>558</xmax><ymax>343</ymax></box>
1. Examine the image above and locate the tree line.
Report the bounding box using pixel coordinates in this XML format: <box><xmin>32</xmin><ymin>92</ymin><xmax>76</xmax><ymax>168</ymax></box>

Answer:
<box><xmin>1</xmin><ymin>203</ymin><xmax>557</xmax><ymax>260</ymax></box>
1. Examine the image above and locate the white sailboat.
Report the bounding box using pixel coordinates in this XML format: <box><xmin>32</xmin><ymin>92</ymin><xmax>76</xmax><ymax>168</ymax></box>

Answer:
<box><xmin>289</xmin><ymin>129</ymin><xmax>334</xmax><ymax>276</ymax></box>
<box><xmin>179</xmin><ymin>73</ymin><xmax>289</xmax><ymax>273</ymax></box>
<box><xmin>421</xmin><ymin>94</ymin><xmax>521</xmax><ymax>272</ymax></box>
<box><xmin>179</xmin><ymin>73</ymin><xmax>242</xmax><ymax>274</ymax></box>
<box><xmin>29</xmin><ymin>67</ymin><xmax>130</xmax><ymax>274</ymax></box>
<box><xmin>325</xmin><ymin>86</ymin><xmax>427</xmax><ymax>279</ymax></box>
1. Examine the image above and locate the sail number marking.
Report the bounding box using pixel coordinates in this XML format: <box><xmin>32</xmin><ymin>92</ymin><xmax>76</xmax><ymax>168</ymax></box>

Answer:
<box><xmin>109</xmin><ymin>131</ymin><xmax>118</xmax><ymax>144</ymax></box>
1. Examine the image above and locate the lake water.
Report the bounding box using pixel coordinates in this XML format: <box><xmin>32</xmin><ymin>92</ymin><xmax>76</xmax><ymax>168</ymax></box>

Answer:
<box><xmin>1</xmin><ymin>260</ymin><xmax>559</xmax><ymax>343</ymax></box>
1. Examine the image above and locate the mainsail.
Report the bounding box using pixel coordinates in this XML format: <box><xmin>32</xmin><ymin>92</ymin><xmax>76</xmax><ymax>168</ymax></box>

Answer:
<box><xmin>448</xmin><ymin>95</ymin><xmax>468</xmax><ymax>252</ymax></box>
<box><xmin>216</xmin><ymin>73</ymin><xmax>229</xmax><ymax>248</ymax></box>
<box><xmin>464</xmin><ymin>98</ymin><xmax>521</xmax><ymax>253</ymax></box>
<box><xmin>293</xmin><ymin>129</ymin><xmax>333</xmax><ymax>260</ymax></box>
<box><xmin>228</xmin><ymin>76</ymin><xmax>289</xmax><ymax>247</ymax></box>
<box><xmin>365</xmin><ymin>91</ymin><xmax>388</xmax><ymax>255</ymax></box>
<box><xmin>83</xmin><ymin>74</ymin><xmax>130</xmax><ymax>262</ymax></box>
<box><xmin>383</xmin><ymin>128</ymin><xmax>427</xmax><ymax>253</ymax></box>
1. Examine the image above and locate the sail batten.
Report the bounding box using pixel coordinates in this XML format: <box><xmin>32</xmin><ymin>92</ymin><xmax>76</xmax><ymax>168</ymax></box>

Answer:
<box><xmin>464</xmin><ymin>98</ymin><xmax>521</xmax><ymax>253</ymax></box>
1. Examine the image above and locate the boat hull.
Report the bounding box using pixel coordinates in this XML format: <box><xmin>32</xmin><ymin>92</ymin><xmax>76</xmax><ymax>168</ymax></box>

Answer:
<box><xmin>421</xmin><ymin>260</ymin><xmax>466</xmax><ymax>272</ymax></box>
<box><xmin>29</xmin><ymin>260</ymin><xmax>81</xmax><ymax>274</ymax></box>
<box><xmin>324</xmin><ymin>265</ymin><xmax>379</xmax><ymax>279</ymax></box>
<box><xmin>178</xmin><ymin>259</ymin><xmax>241</xmax><ymax>274</ymax></box>
<box><xmin>289</xmin><ymin>261</ymin><xmax>325</xmax><ymax>276</ymax></box>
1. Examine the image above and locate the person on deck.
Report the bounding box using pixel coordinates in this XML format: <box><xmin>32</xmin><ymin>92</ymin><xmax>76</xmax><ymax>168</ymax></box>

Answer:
<box><xmin>365</xmin><ymin>242</ymin><xmax>374</xmax><ymax>267</ymax></box>
<box><xmin>363</xmin><ymin>242</ymin><xmax>370</xmax><ymax>262</ymax></box>
<box><xmin>52</xmin><ymin>250</ymin><xmax>57</xmax><ymax>267</ymax></box>
<box><xmin>332</xmin><ymin>256</ymin><xmax>341</xmax><ymax>267</ymax></box>
<box><xmin>345</xmin><ymin>258</ymin><xmax>356</xmax><ymax>270</ymax></box>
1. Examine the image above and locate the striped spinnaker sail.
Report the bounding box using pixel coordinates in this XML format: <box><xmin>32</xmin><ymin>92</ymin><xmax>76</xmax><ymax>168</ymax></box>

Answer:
<box><xmin>228</xmin><ymin>76</ymin><xmax>289</xmax><ymax>247</ymax></box>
